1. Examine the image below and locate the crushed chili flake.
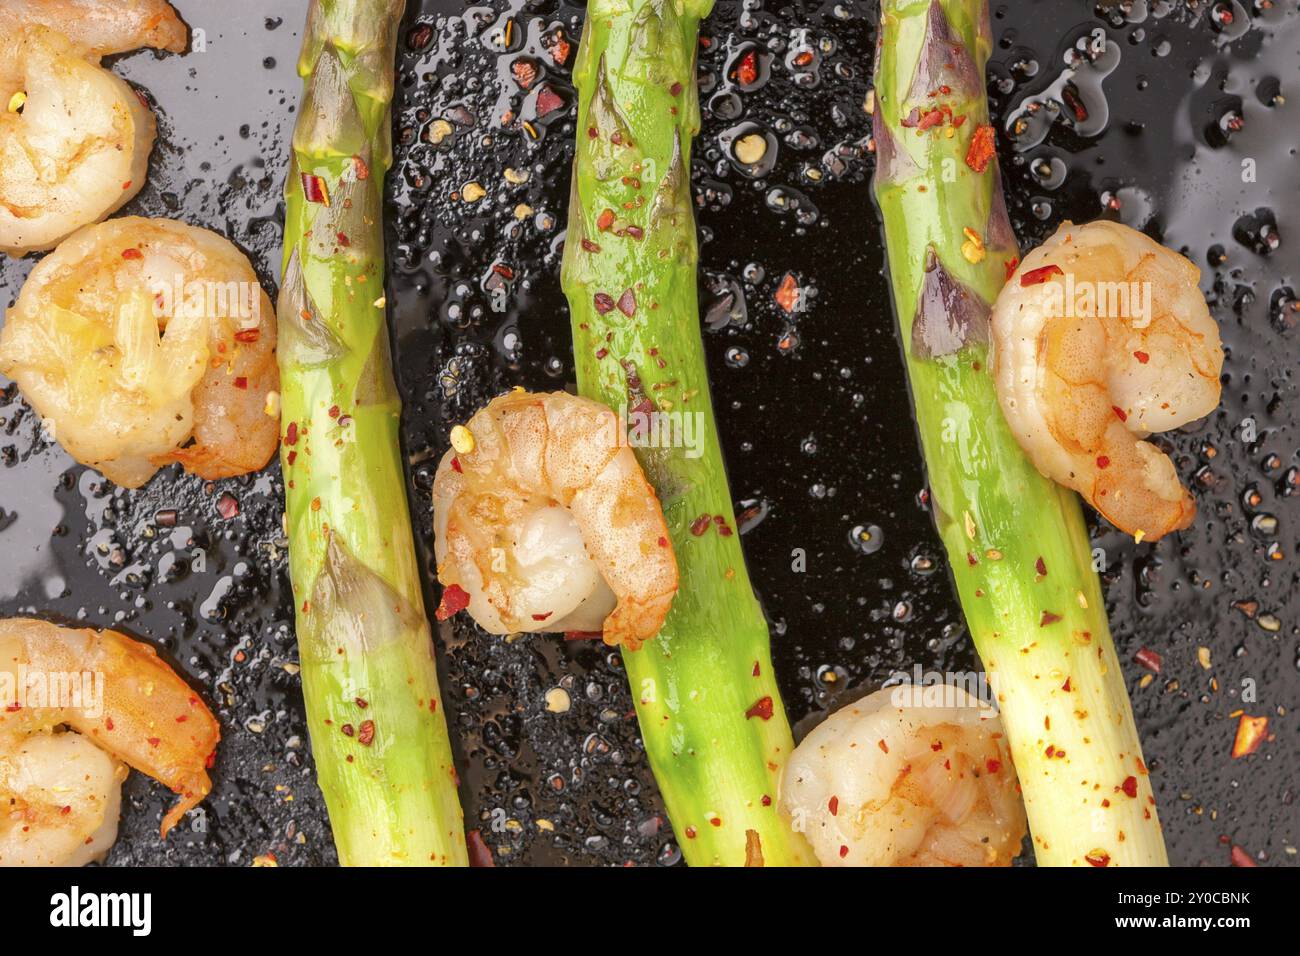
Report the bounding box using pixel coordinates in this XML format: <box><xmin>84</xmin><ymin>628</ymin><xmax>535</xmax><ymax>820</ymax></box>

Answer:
<box><xmin>752</xmin><ymin>661</ymin><xmax>761</xmax><ymax>677</ymax></box>
<box><xmin>877</xmin><ymin>739</ymin><xmax>889</xmax><ymax>754</ymax></box>
<box><xmin>546</xmin><ymin>32</ymin><xmax>571</xmax><ymax>66</ymax></box>
<box><xmin>234</xmin><ymin>376</ymin><xmax>248</xmax><ymax>390</ymax></box>
<box><xmin>435</xmin><ymin>583</ymin><xmax>470</xmax><ymax>621</ymax></box>
<box><xmin>760</xmin><ymin>794</ymin><xmax>771</xmax><ymax>806</ymax></box>
<box><xmin>593</xmin><ymin>292</ymin><xmax>616</xmax><ymax>315</ymax></box>
<box><xmin>1020</xmin><ymin>263</ymin><xmax>1064</xmax><ymax>286</ymax></box>
<box><xmin>596</xmin><ymin>208</ymin><xmax>615</xmax><ymax>231</ymax></box>
<box><xmin>1133</xmin><ymin>350</ymin><xmax>1150</xmax><ymax>364</ymax></box>
<box><xmin>774</xmin><ymin>273</ymin><xmax>800</xmax><ymax>313</ymax></box>
<box><xmin>216</xmin><ymin>493</ymin><xmax>239</xmax><ymax>520</ymax></box>
<box><xmin>745</xmin><ymin>696</ymin><xmax>774</xmax><ymax>720</ymax></box>
<box><xmin>535</xmin><ymin>85</ymin><xmax>565</xmax><ymax>118</ymax></box>
<box><xmin>839</xmin><ymin>845</ymin><xmax>849</xmax><ymax>858</ymax></box>
<box><xmin>986</xmin><ymin>758</ymin><xmax>1002</xmax><ymax>774</ymax></box>
<box><xmin>1112</xmin><ymin>405</ymin><xmax>1128</xmax><ymax>422</ymax></box>
<box><xmin>736</xmin><ymin>50</ymin><xmax>758</xmax><ymax>86</ymax></box>
<box><xmin>616</xmin><ymin>288</ymin><xmax>636</xmax><ymax>317</ymax></box>
<box><xmin>1035</xmin><ymin>556</ymin><xmax>1048</xmax><ymax>576</ymax></box>
<box><xmin>357</xmin><ymin>720</ymin><xmax>376</xmax><ymax>746</ymax></box>
<box><xmin>581</xmin><ymin>238</ymin><xmax>601</xmax><ymax>253</ymax></box>
<box><xmin>531</xmin><ymin>611</ymin><xmax>553</xmax><ymax>621</ymax></box>
<box><xmin>1096</xmin><ymin>455</ymin><xmax>1111</xmax><ymax>469</ymax></box>
<box><xmin>1134</xmin><ymin>646</ymin><xmax>1162</xmax><ymax>674</ymax></box>
<box><xmin>670</xmin><ymin>81</ymin><xmax>683</xmax><ymax>96</ymax></box>
<box><xmin>1230</xmin><ymin>845</ymin><xmax>1257</xmax><ymax>867</ymax></box>
<box><xmin>1040</xmin><ymin>610</ymin><xmax>1062</xmax><ymax>626</ymax></box>
<box><xmin>121</xmin><ymin>248</ymin><xmax>143</xmax><ymax>260</ymax></box>
<box><xmin>689</xmin><ymin>514</ymin><xmax>712</xmax><ymax>536</ymax></box>
<box><xmin>1085</xmin><ymin>849</ymin><xmax>1111</xmax><ymax>867</ymax></box>
<box><xmin>1121</xmin><ymin>775</ymin><xmax>1139</xmax><ymax>798</ymax></box>
<box><xmin>1231</xmin><ymin>714</ymin><xmax>1269</xmax><ymax>758</ymax></box>
<box><xmin>352</xmin><ymin>154</ymin><xmax>370</xmax><ymax>180</ymax></box>
<box><xmin>965</xmin><ymin>124</ymin><xmax>996</xmax><ymax>173</ymax></box>
<box><xmin>301</xmin><ymin>172</ymin><xmax>330</xmax><ymax>205</ymax></box>
<box><xmin>511</xmin><ymin>59</ymin><xmax>538</xmax><ymax>89</ymax></box>
<box><xmin>234</xmin><ymin>328</ymin><xmax>261</xmax><ymax>344</ymax></box>
<box><xmin>1003</xmin><ymin>256</ymin><xmax>1020</xmax><ymax>281</ymax></box>
<box><xmin>828</xmin><ymin>795</ymin><xmax>839</xmax><ymax>816</ymax></box>
<box><xmin>625</xmin><ymin>224</ymin><xmax>644</xmax><ymax>241</ymax></box>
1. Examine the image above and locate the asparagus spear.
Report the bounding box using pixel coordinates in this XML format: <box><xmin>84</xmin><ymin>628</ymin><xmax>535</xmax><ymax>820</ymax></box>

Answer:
<box><xmin>561</xmin><ymin>0</ymin><xmax>815</xmax><ymax>866</ymax></box>
<box><xmin>279</xmin><ymin>0</ymin><xmax>467</xmax><ymax>866</ymax></box>
<box><xmin>872</xmin><ymin>0</ymin><xmax>1168</xmax><ymax>865</ymax></box>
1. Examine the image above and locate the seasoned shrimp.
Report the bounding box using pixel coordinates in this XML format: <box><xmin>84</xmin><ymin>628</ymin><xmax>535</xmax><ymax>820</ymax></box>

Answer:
<box><xmin>0</xmin><ymin>217</ymin><xmax>279</xmax><ymax>488</ymax></box>
<box><xmin>0</xmin><ymin>617</ymin><xmax>220</xmax><ymax>861</ymax></box>
<box><xmin>0</xmin><ymin>0</ymin><xmax>187</xmax><ymax>58</ymax></box>
<box><xmin>0</xmin><ymin>1</ymin><xmax>186</xmax><ymax>255</ymax></box>
<box><xmin>780</xmin><ymin>685</ymin><xmax>1026</xmax><ymax>867</ymax></box>
<box><xmin>991</xmin><ymin>221</ymin><xmax>1223</xmax><ymax>540</ymax></box>
<box><xmin>433</xmin><ymin>390</ymin><xmax>678</xmax><ymax>650</ymax></box>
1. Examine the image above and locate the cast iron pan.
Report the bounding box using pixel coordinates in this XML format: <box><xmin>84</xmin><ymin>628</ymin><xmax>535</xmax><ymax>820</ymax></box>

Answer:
<box><xmin>0</xmin><ymin>0</ymin><xmax>1295</xmax><ymax>866</ymax></box>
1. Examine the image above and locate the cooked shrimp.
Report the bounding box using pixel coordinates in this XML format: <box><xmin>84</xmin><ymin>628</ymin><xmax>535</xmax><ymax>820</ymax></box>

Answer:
<box><xmin>432</xmin><ymin>390</ymin><xmax>678</xmax><ymax>650</ymax></box>
<box><xmin>0</xmin><ymin>730</ymin><xmax>125</xmax><ymax>866</ymax></box>
<box><xmin>991</xmin><ymin>221</ymin><xmax>1223</xmax><ymax>540</ymax></box>
<box><xmin>0</xmin><ymin>2</ymin><xmax>186</xmax><ymax>255</ymax></box>
<box><xmin>0</xmin><ymin>217</ymin><xmax>279</xmax><ymax>488</ymax></box>
<box><xmin>0</xmin><ymin>0</ymin><xmax>187</xmax><ymax>58</ymax></box>
<box><xmin>779</xmin><ymin>685</ymin><xmax>1026</xmax><ymax>867</ymax></box>
<box><xmin>0</xmin><ymin>617</ymin><xmax>220</xmax><ymax>858</ymax></box>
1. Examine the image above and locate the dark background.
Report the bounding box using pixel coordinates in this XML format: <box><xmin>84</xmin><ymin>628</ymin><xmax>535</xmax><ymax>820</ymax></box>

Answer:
<box><xmin>0</xmin><ymin>0</ymin><xmax>1294</xmax><ymax>866</ymax></box>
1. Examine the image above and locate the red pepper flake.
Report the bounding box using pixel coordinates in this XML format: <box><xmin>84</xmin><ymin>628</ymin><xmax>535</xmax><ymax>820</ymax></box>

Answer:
<box><xmin>1020</xmin><ymin>264</ymin><xmax>1064</xmax><ymax>286</ymax></box>
<box><xmin>1035</xmin><ymin>556</ymin><xmax>1048</xmax><ymax>577</ymax></box>
<box><xmin>986</xmin><ymin>758</ymin><xmax>1002</xmax><ymax>774</ymax></box>
<box><xmin>1085</xmin><ymin>849</ymin><xmax>1111</xmax><ymax>867</ymax></box>
<box><xmin>828</xmin><ymin>795</ymin><xmax>839</xmax><ymax>816</ymax></box>
<box><xmin>467</xmin><ymin>829</ymin><xmax>496</xmax><ymax>867</ymax></box>
<box><xmin>1096</xmin><ymin>455</ymin><xmax>1111</xmax><ymax>470</ymax></box>
<box><xmin>1230</xmin><ymin>845</ymin><xmax>1257</xmax><ymax>867</ymax></box>
<box><xmin>1111</xmin><ymin>405</ymin><xmax>1128</xmax><ymax>423</ymax></box>
<box><xmin>877</xmin><ymin>739</ymin><xmax>889</xmax><ymax>754</ymax></box>
<box><xmin>216</xmin><ymin>493</ymin><xmax>239</xmax><ymax>520</ymax></box>
<box><xmin>511</xmin><ymin>59</ymin><xmax>538</xmax><ymax>89</ymax></box>
<box><xmin>233</xmin><ymin>377</ymin><xmax>248</xmax><ymax>390</ymax></box>
<box><xmin>1003</xmin><ymin>256</ymin><xmax>1020</xmax><ymax>281</ymax></box>
<box><xmin>965</xmin><ymin>124</ymin><xmax>997</xmax><ymax>173</ymax></box>
<box><xmin>593</xmin><ymin>292</ymin><xmax>616</xmax><ymax>315</ymax></box>
<box><xmin>736</xmin><ymin>50</ymin><xmax>758</xmax><ymax>86</ymax></box>
<box><xmin>595</xmin><ymin>347</ymin><xmax>609</xmax><ymax>360</ymax></box>
<box><xmin>760</xmin><ymin>794</ymin><xmax>772</xmax><ymax>807</ymax></box>
<box><xmin>596</xmin><ymin>208</ymin><xmax>615</xmax><ymax>231</ymax></box>
<box><xmin>285</xmin><ymin>421</ymin><xmax>299</xmax><ymax>445</ymax></box>
<box><xmin>1133</xmin><ymin>350</ymin><xmax>1150</xmax><ymax>364</ymax></box>
<box><xmin>535</xmin><ymin>85</ymin><xmax>565</xmax><ymax>118</ymax></box>
<box><xmin>684</xmin><ymin>826</ymin><xmax>697</xmax><ymax>839</ymax></box>
<box><xmin>352</xmin><ymin>154</ymin><xmax>370</xmax><ymax>180</ymax></box>
<box><xmin>355</xmin><ymin>697</ymin><xmax>369</xmax><ymax>709</ymax></box>
<box><xmin>752</xmin><ymin>661</ymin><xmax>761</xmax><ymax>677</ymax></box>
<box><xmin>121</xmin><ymin>248</ymin><xmax>143</xmax><ymax>260</ymax></box>
<box><xmin>1134</xmin><ymin>646</ymin><xmax>1162</xmax><ymax>674</ymax></box>
<box><xmin>839</xmin><ymin>844</ymin><xmax>849</xmax><ymax>859</ymax></box>
<box><xmin>435</xmin><ymin>583</ymin><xmax>470</xmax><ymax>621</ymax></box>
<box><xmin>301</xmin><ymin>172</ymin><xmax>330</xmax><ymax>206</ymax></box>
<box><xmin>1231</xmin><ymin>714</ymin><xmax>1269</xmax><ymax>758</ymax></box>
<box><xmin>616</xmin><ymin>288</ymin><xmax>636</xmax><ymax>317</ymax></box>
<box><xmin>1062</xmin><ymin>677</ymin><xmax>1072</xmax><ymax>691</ymax></box>
<box><xmin>335</xmin><ymin>231</ymin><xmax>351</xmax><ymax>248</ymax></box>
<box><xmin>689</xmin><ymin>514</ymin><xmax>711</xmax><ymax>536</ymax></box>
<box><xmin>774</xmin><ymin>273</ymin><xmax>799</xmax><ymax>314</ymax></box>
<box><xmin>451</xmin><ymin>457</ymin><xmax>463</xmax><ymax>473</ymax></box>
<box><xmin>328</xmin><ymin>405</ymin><xmax>340</xmax><ymax>419</ymax></box>
<box><xmin>147</xmin><ymin>737</ymin><xmax>161</xmax><ymax>748</ymax></box>
<box><xmin>625</xmin><ymin>224</ymin><xmax>644</xmax><ymax>241</ymax></box>
<box><xmin>357</xmin><ymin>720</ymin><xmax>375</xmax><ymax>746</ymax></box>
<box><xmin>745</xmin><ymin>696</ymin><xmax>774</xmax><ymax>721</ymax></box>
<box><xmin>546</xmin><ymin>33</ymin><xmax>571</xmax><ymax>66</ymax></box>
<box><xmin>670</xmin><ymin>81</ymin><xmax>683</xmax><ymax>96</ymax></box>
<box><xmin>61</xmin><ymin>805</ymin><xmax>72</xmax><ymax>815</ymax></box>
<box><xmin>1040</xmin><ymin>610</ymin><xmax>1062</xmax><ymax>626</ymax></box>
<box><xmin>105</xmin><ymin>717</ymin><xmax>114</xmax><ymax>730</ymax></box>
<box><xmin>287</xmin><ymin>451</ymin><xmax>297</xmax><ymax>466</ymax></box>
<box><xmin>967</xmin><ymin>551</ymin><xmax>978</xmax><ymax>566</ymax></box>
<box><xmin>235</xmin><ymin>328</ymin><xmax>261</xmax><ymax>344</ymax></box>
<box><xmin>531</xmin><ymin>611</ymin><xmax>553</xmax><ymax>621</ymax></box>
<box><xmin>916</xmin><ymin>107</ymin><xmax>946</xmax><ymax>131</ymax></box>
<box><xmin>1121</xmin><ymin>775</ymin><xmax>1139</xmax><ymax>798</ymax></box>
<box><xmin>581</xmin><ymin>238</ymin><xmax>601</xmax><ymax>253</ymax></box>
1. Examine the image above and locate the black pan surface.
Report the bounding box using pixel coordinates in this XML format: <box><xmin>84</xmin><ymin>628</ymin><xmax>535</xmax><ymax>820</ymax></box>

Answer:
<box><xmin>0</xmin><ymin>0</ymin><xmax>1295</xmax><ymax>866</ymax></box>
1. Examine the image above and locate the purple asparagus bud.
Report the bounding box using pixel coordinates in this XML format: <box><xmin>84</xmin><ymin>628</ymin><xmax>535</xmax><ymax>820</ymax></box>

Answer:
<box><xmin>986</xmin><ymin>175</ymin><xmax>1018</xmax><ymax>253</ymax></box>
<box><xmin>910</xmin><ymin>245</ymin><xmax>991</xmax><ymax>358</ymax></box>
<box><xmin>872</xmin><ymin>102</ymin><xmax>920</xmax><ymax>183</ymax></box>
<box><xmin>905</xmin><ymin>0</ymin><xmax>982</xmax><ymax>104</ymax></box>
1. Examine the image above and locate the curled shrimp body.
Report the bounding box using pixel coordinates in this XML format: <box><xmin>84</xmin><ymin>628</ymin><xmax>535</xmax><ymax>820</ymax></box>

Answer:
<box><xmin>433</xmin><ymin>390</ymin><xmax>678</xmax><ymax>650</ymax></box>
<box><xmin>991</xmin><ymin>221</ymin><xmax>1223</xmax><ymax>540</ymax></box>
<box><xmin>0</xmin><ymin>217</ymin><xmax>279</xmax><ymax>488</ymax></box>
<box><xmin>0</xmin><ymin>618</ymin><xmax>220</xmax><ymax>863</ymax></box>
<box><xmin>0</xmin><ymin>1</ymin><xmax>186</xmax><ymax>255</ymax></box>
<box><xmin>779</xmin><ymin>686</ymin><xmax>1026</xmax><ymax>867</ymax></box>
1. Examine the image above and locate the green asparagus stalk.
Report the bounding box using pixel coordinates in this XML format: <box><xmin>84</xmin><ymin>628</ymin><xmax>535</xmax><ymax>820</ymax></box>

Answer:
<box><xmin>872</xmin><ymin>0</ymin><xmax>1167</xmax><ymax>865</ymax></box>
<box><xmin>561</xmin><ymin>0</ymin><xmax>815</xmax><ymax>866</ymax></box>
<box><xmin>279</xmin><ymin>0</ymin><xmax>467</xmax><ymax>866</ymax></box>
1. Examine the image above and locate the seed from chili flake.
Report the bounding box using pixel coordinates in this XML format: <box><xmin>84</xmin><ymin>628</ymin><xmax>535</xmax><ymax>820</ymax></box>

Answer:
<box><xmin>357</xmin><ymin>720</ymin><xmax>376</xmax><ymax>746</ymax></box>
<box><xmin>689</xmin><ymin>514</ymin><xmax>711</xmax><ymax>536</ymax></box>
<box><xmin>734</xmin><ymin>132</ymin><xmax>767</xmax><ymax>165</ymax></box>
<box><xmin>449</xmin><ymin>424</ymin><xmax>476</xmax><ymax>455</ymax></box>
<box><xmin>616</xmin><ymin>288</ymin><xmax>636</xmax><ymax>317</ymax></box>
